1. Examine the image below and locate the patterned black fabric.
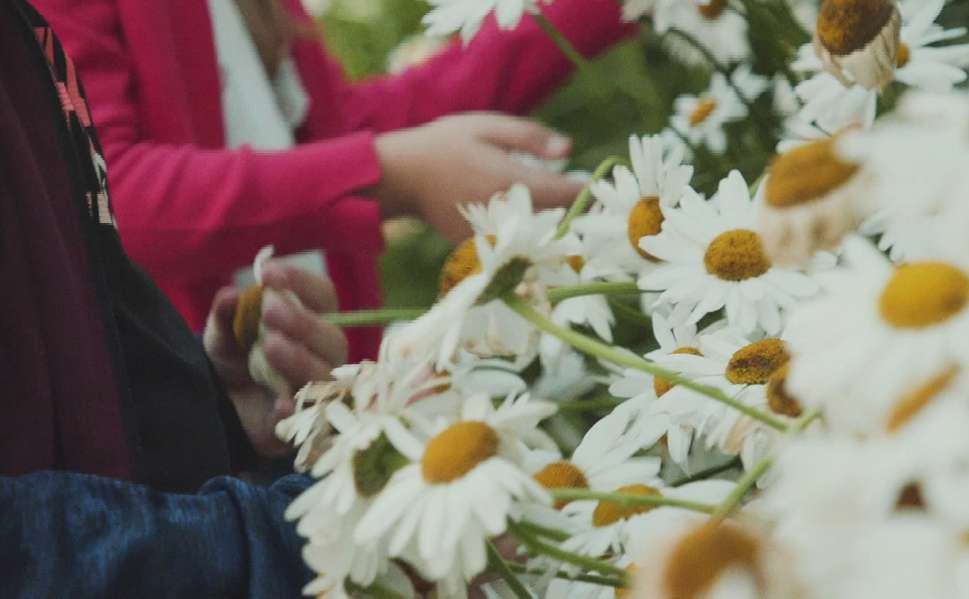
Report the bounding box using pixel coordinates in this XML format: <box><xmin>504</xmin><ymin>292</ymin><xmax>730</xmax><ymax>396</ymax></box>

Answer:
<box><xmin>6</xmin><ymin>0</ymin><xmax>257</xmax><ymax>491</ymax></box>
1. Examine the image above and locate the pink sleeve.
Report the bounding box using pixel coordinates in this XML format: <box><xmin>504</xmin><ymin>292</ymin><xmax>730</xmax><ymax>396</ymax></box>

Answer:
<box><xmin>302</xmin><ymin>0</ymin><xmax>637</xmax><ymax>133</ymax></box>
<box><xmin>37</xmin><ymin>0</ymin><xmax>384</xmax><ymax>281</ymax></box>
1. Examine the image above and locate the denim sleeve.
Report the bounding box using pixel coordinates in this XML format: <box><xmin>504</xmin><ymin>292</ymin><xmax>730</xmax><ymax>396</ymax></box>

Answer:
<box><xmin>0</xmin><ymin>472</ymin><xmax>313</xmax><ymax>599</ymax></box>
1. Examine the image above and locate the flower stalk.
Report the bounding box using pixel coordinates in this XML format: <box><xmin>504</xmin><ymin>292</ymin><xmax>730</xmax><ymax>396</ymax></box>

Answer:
<box><xmin>711</xmin><ymin>406</ymin><xmax>823</xmax><ymax>520</ymax></box>
<box><xmin>550</xmin><ymin>488</ymin><xmax>719</xmax><ymax>514</ymax></box>
<box><xmin>506</xmin><ymin>562</ymin><xmax>627</xmax><ymax>588</ymax></box>
<box><xmin>325</xmin><ymin>308</ymin><xmax>426</xmax><ymax>327</ymax></box>
<box><xmin>556</xmin><ymin>155</ymin><xmax>627</xmax><ymax>238</ymax></box>
<box><xmin>548</xmin><ymin>281</ymin><xmax>641</xmax><ymax>303</ymax></box>
<box><xmin>487</xmin><ymin>541</ymin><xmax>533</xmax><ymax>599</ymax></box>
<box><xmin>503</xmin><ymin>294</ymin><xmax>790</xmax><ymax>432</ymax></box>
<box><xmin>508</xmin><ymin>520</ymin><xmax>629</xmax><ymax>580</ymax></box>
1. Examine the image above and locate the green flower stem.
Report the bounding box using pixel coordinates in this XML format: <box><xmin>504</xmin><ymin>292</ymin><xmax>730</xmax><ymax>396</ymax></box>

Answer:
<box><xmin>516</xmin><ymin>520</ymin><xmax>571</xmax><ymax>543</ymax></box>
<box><xmin>711</xmin><ymin>406</ymin><xmax>823</xmax><ymax>520</ymax></box>
<box><xmin>347</xmin><ymin>582</ymin><xmax>409</xmax><ymax>599</ymax></box>
<box><xmin>556</xmin><ymin>155</ymin><xmax>626</xmax><ymax>239</ymax></box>
<box><xmin>503</xmin><ymin>294</ymin><xmax>790</xmax><ymax>432</ymax></box>
<box><xmin>487</xmin><ymin>541</ymin><xmax>533</xmax><ymax>599</ymax></box>
<box><xmin>508</xmin><ymin>520</ymin><xmax>629</xmax><ymax>580</ymax></box>
<box><xmin>506</xmin><ymin>562</ymin><xmax>627</xmax><ymax>588</ymax></box>
<box><xmin>556</xmin><ymin>396</ymin><xmax>626</xmax><ymax>414</ymax></box>
<box><xmin>672</xmin><ymin>457</ymin><xmax>742</xmax><ymax>487</ymax></box>
<box><xmin>548</xmin><ymin>282</ymin><xmax>641</xmax><ymax>304</ymax></box>
<box><xmin>549</xmin><ymin>488</ymin><xmax>718</xmax><ymax>514</ymax></box>
<box><xmin>532</xmin><ymin>12</ymin><xmax>595</xmax><ymax>72</ymax></box>
<box><xmin>325</xmin><ymin>308</ymin><xmax>426</xmax><ymax>327</ymax></box>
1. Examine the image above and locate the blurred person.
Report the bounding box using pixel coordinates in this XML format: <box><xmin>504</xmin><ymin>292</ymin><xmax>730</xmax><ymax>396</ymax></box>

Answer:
<box><xmin>0</xmin><ymin>2</ymin><xmax>348</xmax><ymax>594</ymax></box>
<box><xmin>32</xmin><ymin>0</ymin><xmax>635</xmax><ymax>362</ymax></box>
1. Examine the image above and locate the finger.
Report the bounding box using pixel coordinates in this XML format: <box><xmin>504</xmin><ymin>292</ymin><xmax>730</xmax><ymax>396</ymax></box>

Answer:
<box><xmin>477</xmin><ymin>115</ymin><xmax>572</xmax><ymax>160</ymax></box>
<box><xmin>273</xmin><ymin>395</ymin><xmax>296</xmax><ymax>421</ymax></box>
<box><xmin>262</xmin><ymin>292</ymin><xmax>350</xmax><ymax>367</ymax></box>
<box><xmin>261</xmin><ymin>331</ymin><xmax>335</xmax><ymax>390</ymax></box>
<box><xmin>259</xmin><ymin>261</ymin><xmax>340</xmax><ymax>314</ymax></box>
<box><xmin>203</xmin><ymin>286</ymin><xmax>243</xmax><ymax>353</ymax></box>
<box><xmin>506</xmin><ymin>166</ymin><xmax>585</xmax><ymax>208</ymax></box>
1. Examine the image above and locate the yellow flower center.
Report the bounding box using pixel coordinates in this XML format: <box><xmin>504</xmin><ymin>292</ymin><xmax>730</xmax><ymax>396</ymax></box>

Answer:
<box><xmin>664</xmin><ymin>523</ymin><xmax>762</xmax><ymax>599</ymax></box>
<box><xmin>592</xmin><ymin>484</ymin><xmax>661</xmax><ymax>527</ymax></box>
<box><xmin>766</xmin><ymin>362</ymin><xmax>803</xmax><ymax>418</ymax></box>
<box><xmin>654</xmin><ymin>347</ymin><xmax>703</xmax><ymax>397</ymax></box>
<box><xmin>697</xmin><ymin>0</ymin><xmax>726</xmax><ymax>19</ymax></box>
<box><xmin>896</xmin><ymin>42</ymin><xmax>911</xmax><ymax>68</ymax></box>
<box><xmin>422</xmin><ymin>421</ymin><xmax>499</xmax><ymax>484</ymax></box>
<box><xmin>233</xmin><ymin>284</ymin><xmax>264</xmax><ymax>351</ymax></box>
<box><xmin>816</xmin><ymin>0</ymin><xmax>897</xmax><ymax>56</ymax></box>
<box><xmin>725</xmin><ymin>339</ymin><xmax>790</xmax><ymax>385</ymax></box>
<box><xmin>765</xmin><ymin>137</ymin><xmax>860</xmax><ymax>208</ymax></box>
<box><xmin>439</xmin><ymin>236</ymin><xmax>496</xmax><ymax>297</ymax></box>
<box><xmin>886</xmin><ymin>367</ymin><xmax>959</xmax><ymax>432</ymax></box>
<box><xmin>567</xmin><ymin>255</ymin><xmax>586</xmax><ymax>274</ymax></box>
<box><xmin>704</xmin><ymin>230</ymin><xmax>772</xmax><ymax>282</ymax></box>
<box><xmin>534</xmin><ymin>461</ymin><xmax>589</xmax><ymax>508</ymax></box>
<box><xmin>689</xmin><ymin>98</ymin><xmax>718</xmax><ymax>127</ymax></box>
<box><xmin>628</xmin><ymin>196</ymin><xmax>665</xmax><ymax>261</ymax></box>
<box><xmin>879</xmin><ymin>262</ymin><xmax>969</xmax><ymax>329</ymax></box>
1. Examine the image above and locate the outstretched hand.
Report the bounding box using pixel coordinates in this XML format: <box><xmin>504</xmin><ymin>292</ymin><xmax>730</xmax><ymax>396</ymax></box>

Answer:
<box><xmin>203</xmin><ymin>261</ymin><xmax>348</xmax><ymax>457</ymax></box>
<box><xmin>374</xmin><ymin>112</ymin><xmax>584</xmax><ymax>242</ymax></box>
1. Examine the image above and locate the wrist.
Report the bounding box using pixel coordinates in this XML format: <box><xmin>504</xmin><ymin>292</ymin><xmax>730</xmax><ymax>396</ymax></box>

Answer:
<box><xmin>374</xmin><ymin>130</ymin><xmax>420</xmax><ymax>218</ymax></box>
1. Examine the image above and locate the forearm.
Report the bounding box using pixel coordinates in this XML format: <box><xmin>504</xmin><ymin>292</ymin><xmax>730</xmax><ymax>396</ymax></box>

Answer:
<box><xmin>107</xmin><ymin>136</ymin><xmax>385</xmax><ymax>280</ymax></box>
<box><xmin>0</xmin><ymin>472</ymin><xmax>311</xmax><ymax>598</ymax></box>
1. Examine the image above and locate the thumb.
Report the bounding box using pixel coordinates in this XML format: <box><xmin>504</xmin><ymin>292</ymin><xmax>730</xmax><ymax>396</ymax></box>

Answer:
<box><xmin>478</xmin><ymin>115</ymin><xmax>573</xmax><ymax>160</ymax></box>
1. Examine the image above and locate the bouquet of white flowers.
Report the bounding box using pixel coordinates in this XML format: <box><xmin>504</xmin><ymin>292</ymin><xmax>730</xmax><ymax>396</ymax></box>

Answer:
<box><xmin>271</xmin><ymin>0</ymin><xmax>969</xmax><ymax>596</ymax></box>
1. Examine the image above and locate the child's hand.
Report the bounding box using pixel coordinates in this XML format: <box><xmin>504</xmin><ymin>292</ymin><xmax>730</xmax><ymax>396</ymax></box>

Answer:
<box><xmin>374</xmin><ymin>112</ymin><xmax>583</xmax><ymax>242</ymax></box>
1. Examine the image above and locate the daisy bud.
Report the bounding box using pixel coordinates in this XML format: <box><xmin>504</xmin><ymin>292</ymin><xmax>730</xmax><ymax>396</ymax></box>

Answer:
<box><xmin>814</xmin><ymin>0</ymin><xmax>902</xmax><ymax>90</ymax></box>
<box><xmin>233</xmin><ymin>284</ymin><xmax>264</xmax><ymax>351</ymax></box>
<box><xmin>759</xmin><ymin>136</ymin><xmax>866</xmax><ymax>267</ymax></box>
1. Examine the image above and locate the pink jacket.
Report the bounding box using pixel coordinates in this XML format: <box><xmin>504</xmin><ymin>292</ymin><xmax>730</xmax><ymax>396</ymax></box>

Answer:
<box><xmin>33</xmin><ymin>0</ymin><xmax>633</xmax><ymax>361</ymax></box>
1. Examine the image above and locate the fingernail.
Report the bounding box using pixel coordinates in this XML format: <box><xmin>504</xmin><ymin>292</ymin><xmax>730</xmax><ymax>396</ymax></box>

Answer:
<box><xmin>546</xmin><ymin>135</ymin><xmax>571</xmax><ymax>156</ymax></box>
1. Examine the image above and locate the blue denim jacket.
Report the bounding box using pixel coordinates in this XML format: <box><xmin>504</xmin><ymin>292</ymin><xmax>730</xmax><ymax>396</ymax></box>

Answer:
<box><xmin>0</xmin><ymin>473</ymin><xmax>313</xmax><ymax>598</ymax></box>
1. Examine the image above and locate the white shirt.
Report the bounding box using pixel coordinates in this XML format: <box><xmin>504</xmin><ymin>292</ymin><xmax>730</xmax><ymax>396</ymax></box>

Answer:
<box><xmin>207</xmin><ymin>0</ymin><xmax>327</xmax><ymax>282</ymax></box>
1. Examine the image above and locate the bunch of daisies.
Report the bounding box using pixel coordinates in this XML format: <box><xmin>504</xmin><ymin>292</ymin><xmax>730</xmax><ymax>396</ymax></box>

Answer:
<box><xmin>251</xmin><ymin>0</ymin><xmax>969</xmax><ymax>597</ymax></box>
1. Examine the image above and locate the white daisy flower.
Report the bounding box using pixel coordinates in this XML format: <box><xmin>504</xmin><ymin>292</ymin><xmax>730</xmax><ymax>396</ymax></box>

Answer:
<box><xmin>639</xmin><ymin>170</ymin><xmax>821</xmax><ymax>336</ymax></box>
<box><xmin>654</xmin><ymin>327</ymin><xmax>798</xmax><ymax>476</ymax></box>
<box><xmin>230</xmin><ymin>245</ymin><xmax>301</xmax><ymax>397</ymax></box>
<box><xmin>792</xmin><ymin>43</ymin><xmax>878</xmax><ymax>132</ymax></box>
<box><xmin>559</xmin><ymin>476</ymin><xmax>724</xmax><ymax>561</ymax></box>
<box><xmin>573</xmin><ymin>134</ymin><xmax>694</xmax><ymax>282</ymax></box>
<box><xmin>654</xmin><ymin>0</ymin><xmax>751</xmax><ymax>67</ymax></box>
<box><xmin>758</xmin><ymin>133</ymin><xmax>870</xmax><ymax>267</ymax></box>
<box><xmin>840</xmin><ymin>91</ymin><xmax>969</xmax><ymax>262</ymax></box>
<box><xmin>608</xmin><ymin>313</ymin><xmax>730</xmax><ymax>469</ymax></box>
<box><xmin>283</xmin><ymin>357</ymin><xmax>451</xmax><ymax>597</ymax></box>
<box><xmin>813</xmin><ymin>0</ymin><xmax>902</xmax><ymax>90</ymax></box>
<box><xmin>626</xmin><ymin>509</ymin><xmax>802</xmax><ymax>599</ymax></box>
<box><xmin>894</xmin><ymin>0</ymin><xmax>969</xmax><ymax>93</ymax></box>
<box><xmin>422</xmin><ymin>0</ymin><xmax>546</xmax><ymax>44</ymax></box>
<box><xmin>671</xmin><ymin>66</ymin><xmax>769</xmax><ymax>154</ymax></box>
<box><xmin>785</xmin><ymin>236</ymin><xmax>969</xmax><ymax>435</ymax></box>
<box><xmin>354</xmin><ymin>393</ymin><xmax>556</xmax><ymax>586</ymax></box>
<box><xmin>388</xmin><ymin>184</ymin><xmax>577</xmax><ymax>369</ymax></box>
